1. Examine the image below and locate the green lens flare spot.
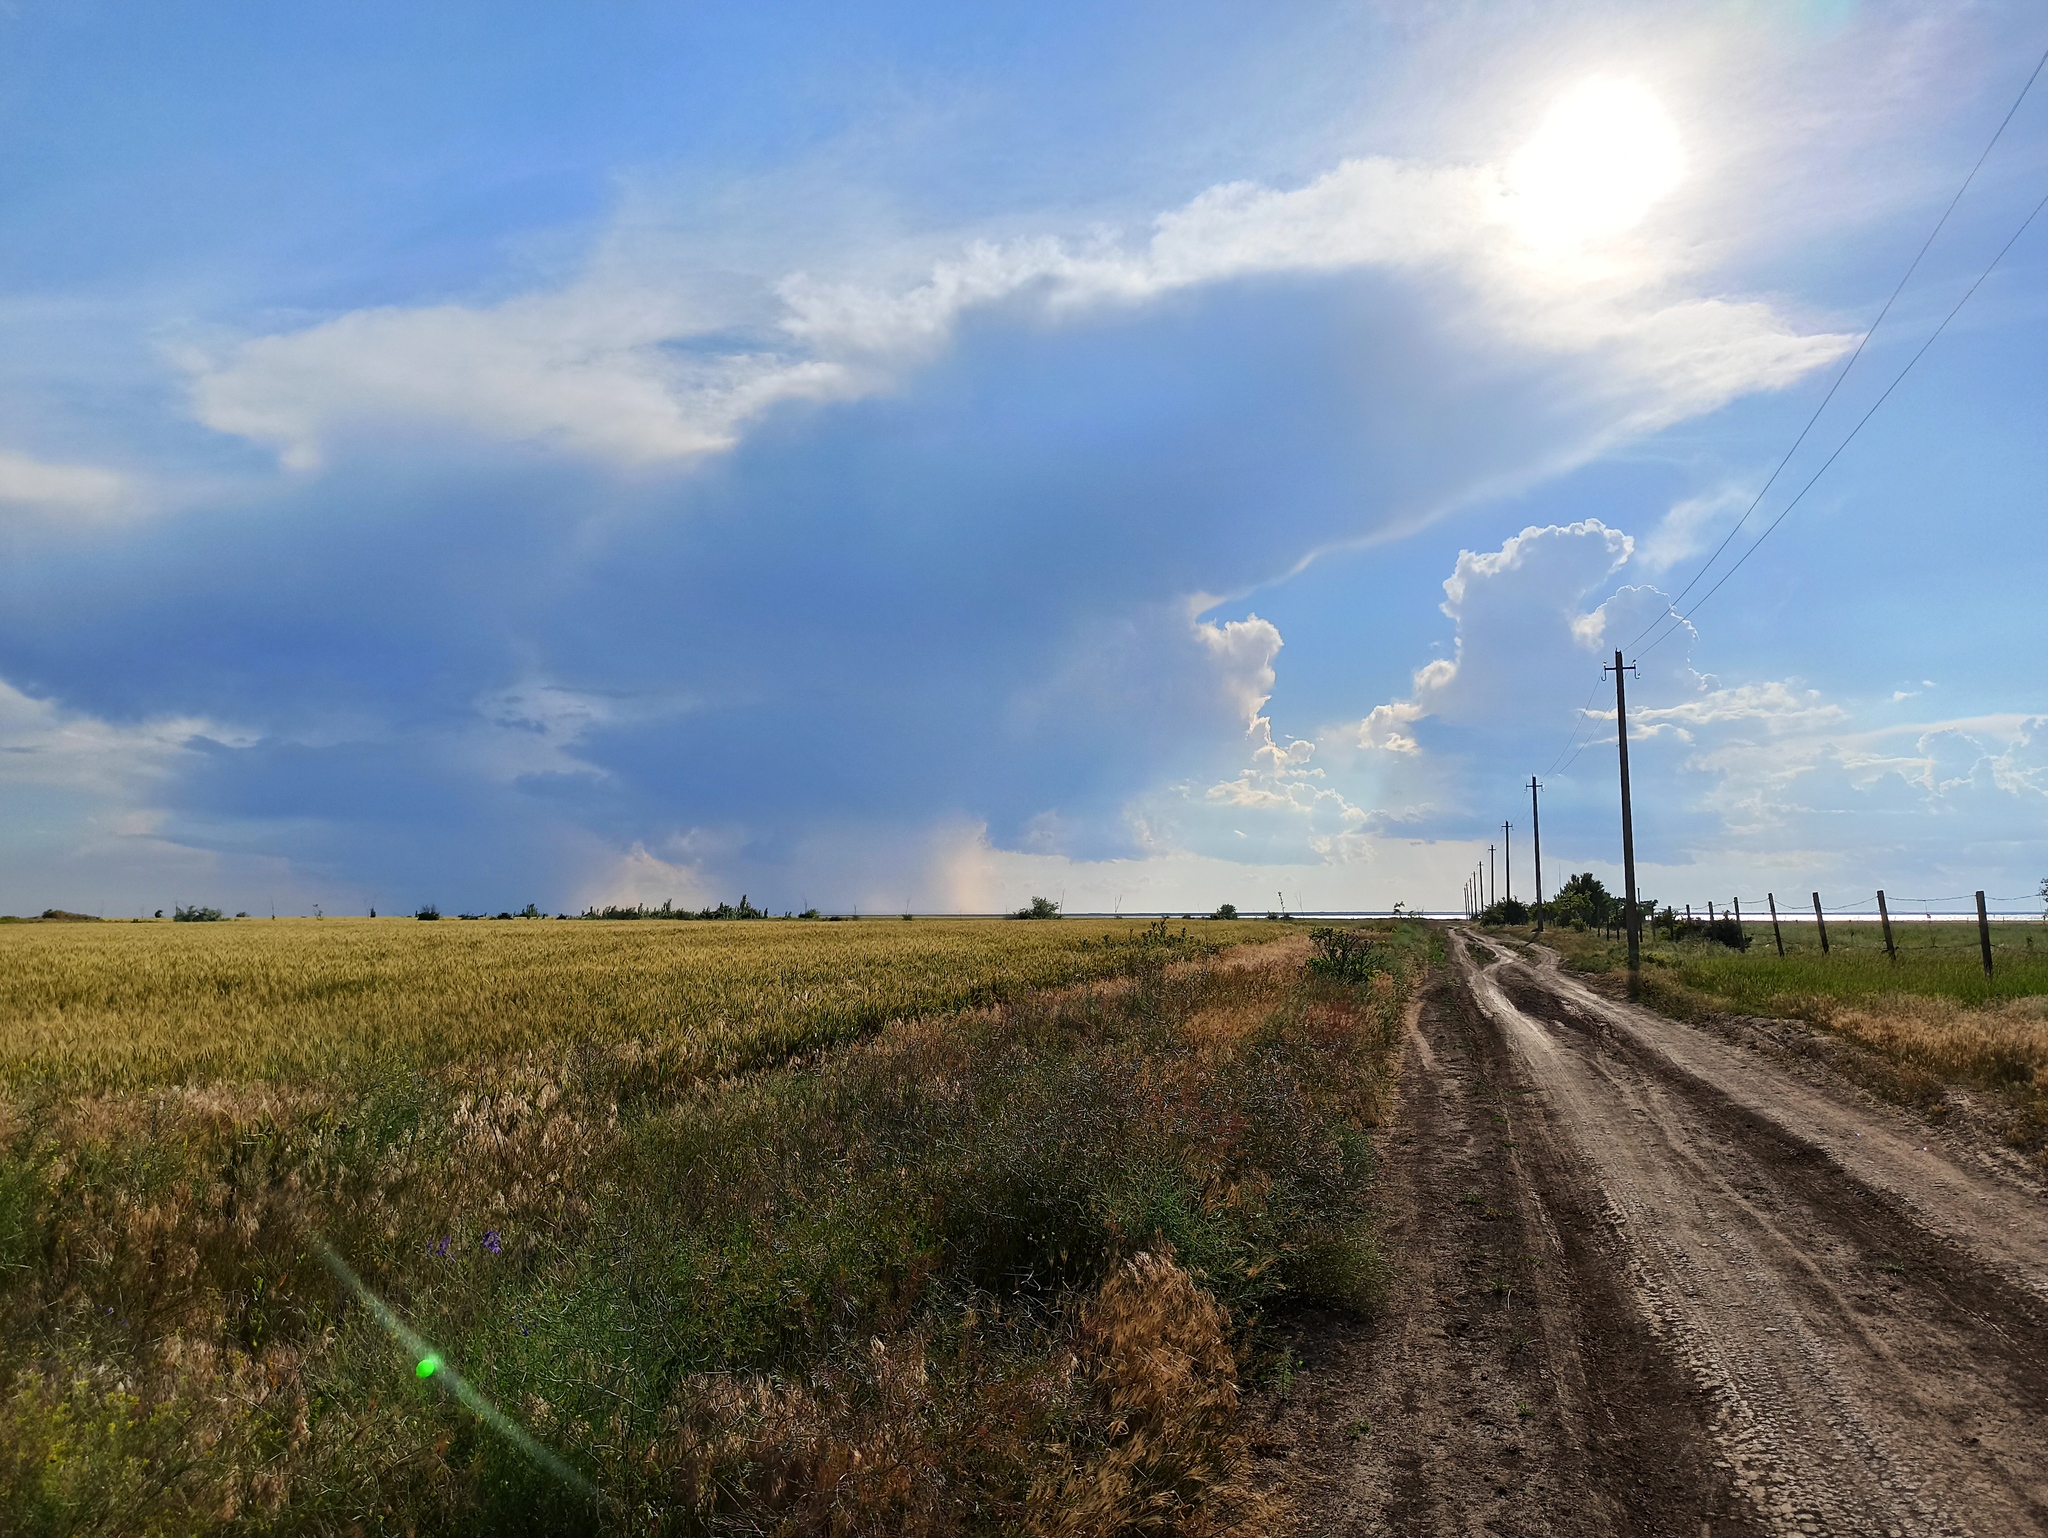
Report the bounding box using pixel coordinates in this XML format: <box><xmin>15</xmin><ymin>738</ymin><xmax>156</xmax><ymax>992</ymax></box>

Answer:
<box><xmin>416</xmin><ymin>1354</ymin><xmax>442</xmax><ymax>1380</ymax></box>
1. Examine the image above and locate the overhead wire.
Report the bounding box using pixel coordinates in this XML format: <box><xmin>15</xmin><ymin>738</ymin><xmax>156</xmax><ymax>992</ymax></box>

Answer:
<box><xmin>1639</xmin><ymin>177</ymin><xmax>2048</xmax><ymax>660</ymax></box>
<box><xmin>1628</xmin><ymin>42</ymin><xmax>2048</xmax><ymax>652</ymax></box>
<box><xmin>1628</xmin><ymin>42</ymin><xmax>2048</xmax><ymax>650</ymax></box>
<box><xmin>1541</xmin><ymin>673</ymin><xmax>1609</xmax><ymax>777</ymax></box>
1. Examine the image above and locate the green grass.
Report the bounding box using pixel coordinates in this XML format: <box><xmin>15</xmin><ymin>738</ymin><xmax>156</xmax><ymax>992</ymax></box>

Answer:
<box><xmin>1544</xmin><ymin>920</ymin><xmax>2048</xmax><ymax>1011</ymax></box>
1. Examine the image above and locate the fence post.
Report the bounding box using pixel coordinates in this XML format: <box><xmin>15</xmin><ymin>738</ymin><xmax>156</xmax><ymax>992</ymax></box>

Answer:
<box><xmin>1812</xmin><ymin>892</ymin><xmax>1829</xmax><ymax>955</ymax></box>
<box><xmin>1733</xmin><ymin>896</ymin><xmax>1744</xmax><ymax>946</ymax></box>
<box><xmin>1768</xmin><ymin>892</ymin><xmax>1785</xmax><ymax>957</ymax></box>
<box><xmin>1977</xmin><ymin>891</ymin><xmax>1994</xmax><ymax>978</ymax></box>
<box><xmin>1877</xmin><ymin>890</ymin><xmax>1896</xmax><ymax>961</ymax></box>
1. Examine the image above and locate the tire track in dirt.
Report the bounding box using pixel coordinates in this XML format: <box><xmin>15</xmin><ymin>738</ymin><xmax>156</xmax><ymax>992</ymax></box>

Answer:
<box><xmin>1263</xmin><ymin>967</ymin><xmax>1760</xmax><ymax>1535</ymax></box>
<box><xmin>1459</xmin><ymin>930</ymin><xmax>2048</xmax><ymax>1536</ymax></box>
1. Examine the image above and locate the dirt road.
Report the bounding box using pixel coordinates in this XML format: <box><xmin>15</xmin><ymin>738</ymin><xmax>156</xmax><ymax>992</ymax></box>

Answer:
<box><xmin>1268</xmin><ymin>929</ymin><xmax>2048</xmax><ymax>1535</ymax></box>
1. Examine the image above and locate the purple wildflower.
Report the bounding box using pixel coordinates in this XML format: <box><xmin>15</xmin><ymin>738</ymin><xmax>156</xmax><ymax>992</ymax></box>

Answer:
<box><xmin>482</xmin><ymin>1229</ymin><xmax>502</xmax><ymax>1256</ymax></box>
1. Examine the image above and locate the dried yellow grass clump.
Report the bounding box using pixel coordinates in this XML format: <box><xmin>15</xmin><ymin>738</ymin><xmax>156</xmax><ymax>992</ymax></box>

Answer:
<box><xmin>1026</xmin><ymin>1250</ymin><xmax>1281</xmax><ymax>1538</ymax></box>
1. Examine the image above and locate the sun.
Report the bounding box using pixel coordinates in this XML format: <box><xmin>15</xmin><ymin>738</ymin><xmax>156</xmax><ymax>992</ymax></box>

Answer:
<box><xmin>1505</xmin><ymin>78</ymin><xmax>1684</xmax><ymax>249</ymax></box>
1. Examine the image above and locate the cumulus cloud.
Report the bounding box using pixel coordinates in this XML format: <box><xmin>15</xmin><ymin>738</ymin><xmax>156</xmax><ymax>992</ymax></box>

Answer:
<box><xmin>186</xmin><ymin>135</ymin><xmax>1852</xmax><ymax>474</ymax></box>
<box><xmin>1353</xmin><ymin>520</ymin><xmax>1636</xmax><ymax>744</ymax></box>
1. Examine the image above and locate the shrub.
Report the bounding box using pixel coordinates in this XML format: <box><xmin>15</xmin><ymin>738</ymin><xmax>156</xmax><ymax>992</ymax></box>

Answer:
<box><xmin>415</xmin><ymin>904</ymin><xmax>440</xmax><ymax>921</ymax></box>
<box><xmin>1480</xmin><ymin>898</ymin><xmax>1528</xmax><ymax>926</ymax></box>
<box><xmin>1213</xmin><ymin>903</ymin><xmax>1238</xmax><ymax>920</ymax></box>
<box><xmin>1013</xmin><ymin>896</ymin><xmax>1062</xmax><ymax>920</ymax></box>
<box><xmin>171</xmin><ymin>905</ymin><xmax>222</xmax><ymax>923</ymax></box>
<box><xmin>1306</xmin><ymin>925</ymin><xmax>1383</xmax><ymax>981</ymax></box>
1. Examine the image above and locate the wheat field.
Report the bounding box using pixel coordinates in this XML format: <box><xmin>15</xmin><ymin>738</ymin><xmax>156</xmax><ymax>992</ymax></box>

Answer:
<box><xmin>0</xmin><ymin>915</ymin><xmax>1274</xmax><ymax>1088</ymax></box>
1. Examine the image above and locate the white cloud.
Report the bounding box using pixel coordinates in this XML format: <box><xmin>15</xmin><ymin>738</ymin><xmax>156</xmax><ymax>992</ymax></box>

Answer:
<box><xmin>1637</xmin><ymin>485</ymin><xmax>1749</xmax><ymax>572</ymax></box>
<box><xmin>0</xmin><ymin>676</ymin><xmax>286</xmax><ymax>914</ymax></box>
<box><xmin>574</xmin><ymin>838</ymin><xmax>720</xmax><ymax>912</ymax></box>
<box><xmin>0</xmin><ymin>675</ymin><xmax>238</xmax><ymax>795</ymax></box>
<box><xmin>0</xmin><ymin>449</ymin><xmax>131</xmax><ymax>518</ymax></box>
<box><xmin>186</xmin><ymin>125</ymin><xmax>1853</xmax><ymax>474</ymax></box>
<box><xmin>185</xmin><ymin>290</ymin><xmax>856</xmax><ymax>470</ymax></box>
<box><xmin>1191</xmin><ymin>612</ymin><xmax>1283</xmax><ymax>732</ymax></box>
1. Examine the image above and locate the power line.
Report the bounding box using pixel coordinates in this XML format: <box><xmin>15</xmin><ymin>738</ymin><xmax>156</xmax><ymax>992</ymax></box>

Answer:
<box><xmin>1630</xmin><ymin>41</ymin><xmax>2048</xmax><ymax>651</ymax></box>
<box><xmin>1541</xmin><ymin>673</ymin><xmax>1608</xmax><ymax>777</ymax></box>
<box><xmin>1641</xmin><ymin>178</ymin><xmax>2048</xmax><ymax>659</ymax></box>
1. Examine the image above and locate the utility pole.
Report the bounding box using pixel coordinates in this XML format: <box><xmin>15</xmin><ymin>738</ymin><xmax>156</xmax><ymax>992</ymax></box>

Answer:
<box><xmin>1604</xmin><ymin>650</ymin><xmax>1642</xmax><ymax>980</ymax></box>
<box><xmin>1529</xmin><ymin>778</ymin><xmax>1544</xmax><ymax>933</ymax></box>
<box><xmin>1488</xmin><ymin>844</ymin><xmax>1496</xmax><ymax>910</ymax></box>
<box><xmin>1502</xmin><ymin>821</ymin><xmax>1513</xmax><ymax>905</ymax></box>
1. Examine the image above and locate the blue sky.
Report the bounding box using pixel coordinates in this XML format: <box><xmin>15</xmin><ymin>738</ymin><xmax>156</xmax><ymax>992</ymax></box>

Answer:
<box><xmin>3</xmin><ymin>0</ymin><xmax>2045</xmax><ymax>917</ymax></box>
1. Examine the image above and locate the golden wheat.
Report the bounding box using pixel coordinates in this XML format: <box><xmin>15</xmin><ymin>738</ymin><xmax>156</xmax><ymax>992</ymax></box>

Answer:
<box><xmin>0</xmin><ymin>916</ymin><xmax>1272</xmax><ymax>1088</ymax></box>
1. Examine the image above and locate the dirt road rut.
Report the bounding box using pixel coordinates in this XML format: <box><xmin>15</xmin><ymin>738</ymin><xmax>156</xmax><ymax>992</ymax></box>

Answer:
<box><xmin>1271</xmin><ymin>930</ymin><xmax>2048</xmax><ymax>1535</ymax></box>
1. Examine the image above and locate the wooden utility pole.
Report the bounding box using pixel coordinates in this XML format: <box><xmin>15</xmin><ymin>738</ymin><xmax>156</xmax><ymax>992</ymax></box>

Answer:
<box><xmin>1767</xmin><ymin>892</ymin><xmax>1785</xmax><ymax>956</ymax></box>
<box><xmin>1977</xmin><ymin>891</ymin><xmax>1994</xmax><ymax>977</ymax></box>
<box><xmin>1488</xmin><ymin>844</ymin><xmax>1496</xmax><ymax>911</ymax></box>
<box><xmin>1877</xmin><ymin>890</ymin><xmax>1896</xmax><ymax>961</ymax></box>
<box><xmin>1529</xmin><ymin>778</ymin><xmax>1544</xmax><ymax>933</ymax></box>
<box><xmin>1604</xmin><ymin>651</ymin><xmax>1642</xmax><ymax>979</ymax></box>
<box><xmin>1812</xmin><ymin>892</ymin><xmax>1830</xmax><ymax>955</ymax></box>
<box><xmin>1733</xmin><ymin>896</ymin><xmax>1743</xmax><ymax>945</ymax></box>
<box><xmin>1503</xmin><ymin>822</ymin><xmax>1513</xmax><ymax>905</ymax></box>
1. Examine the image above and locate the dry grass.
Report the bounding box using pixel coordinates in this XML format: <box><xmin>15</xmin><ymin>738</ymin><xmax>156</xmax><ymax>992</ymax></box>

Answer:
<box><xmin>0</xmin><ymin>918</ymin><xmax>1435</xmax><ymax>1534</ymax></box>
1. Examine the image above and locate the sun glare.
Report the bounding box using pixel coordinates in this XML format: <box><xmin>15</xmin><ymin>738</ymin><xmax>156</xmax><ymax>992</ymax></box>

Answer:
<box><xmin>1506</xmin><ymin>78</ymin><xmax>1683</xmax><ymax>249</ymax></box>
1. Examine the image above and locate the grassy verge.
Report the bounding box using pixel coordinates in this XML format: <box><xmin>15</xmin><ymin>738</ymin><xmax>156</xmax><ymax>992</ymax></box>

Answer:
<box><xmin>1519</xmin><ymin>921</ymin><xmax>2048</xmax><ymax>1161</ymax></box>
<box><xmin>0</xmin><ymin>920</ymin><xmax>1435</xmax><ymax>1534</ymax></box>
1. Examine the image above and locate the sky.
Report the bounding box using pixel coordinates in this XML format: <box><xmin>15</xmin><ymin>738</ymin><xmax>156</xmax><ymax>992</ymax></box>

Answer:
<box><xmin>2</xmin><ymin>0</ymin><xmax>2045</xmax><ymax>918</ymax></box>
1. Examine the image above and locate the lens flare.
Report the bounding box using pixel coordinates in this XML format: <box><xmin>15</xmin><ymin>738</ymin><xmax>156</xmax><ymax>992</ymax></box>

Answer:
<box><xmin>312</xmin><ymin>1239</ymin><xmax>590</xmax><ymax>1497</ymax></box>
<box><xmin>1506</xmin><ymin>77</ymin><xmax>1683</xmax><ymax>248</ymax></box>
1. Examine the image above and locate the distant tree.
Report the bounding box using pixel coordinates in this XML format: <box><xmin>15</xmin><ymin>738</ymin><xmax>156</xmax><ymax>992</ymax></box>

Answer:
<box><xmin>415</xmin><ymin>905</ymin><xmax>441</xmax><ymax>921</ymax></box>
<box><xmin>1013</xmin><ymin>896</ymin><xmax>1061</xmax><ymax>919</ymax></box>
<box><xmin>1213</xmin><ymin>902</ymin><xmax>1238</xmax><ymax>920</ymax></box>
<box><xmin>1481</xmin><ymin>897</ymin><xmax>1529</xmax><ymax>925</ymax></box>
<box><xmin>173</xmin><ymin>905</ymin><xmax>223</xmax><ymax>922</ymax></box>
<box><xmin>1549</xmin><ymin>873</ymin><xmax>1614</xmax><ymax>931</ymax></box>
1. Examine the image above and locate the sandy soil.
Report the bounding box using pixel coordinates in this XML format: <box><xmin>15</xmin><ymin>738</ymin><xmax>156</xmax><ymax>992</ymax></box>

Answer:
<box><xmin>1263</xmin><ymin>929</ymin><xmax>2048</xmax><ymax>1536</ymax></box>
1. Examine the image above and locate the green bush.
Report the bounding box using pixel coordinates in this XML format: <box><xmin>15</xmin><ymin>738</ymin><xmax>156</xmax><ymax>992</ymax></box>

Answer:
<box><xmin>1306</xmin><ymin>925</ymin><xmax>1383</xmax><ymax>981</ymax></box>
<box><xmin>171</xmin><ymin>905</ymin><xmax>222</xmax><ymax>923</ymax></box>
